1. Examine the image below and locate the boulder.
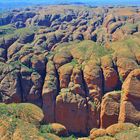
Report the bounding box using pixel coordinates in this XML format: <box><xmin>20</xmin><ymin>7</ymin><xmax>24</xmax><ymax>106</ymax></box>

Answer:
<box><xmin>49</xmin><ymin>123</ymin><xmax>68</xmax><ymax>136</ymax></box>
<box><xmin>106</xmin><ymin>123</ymin><xmax>137</xmax><ymax>136</ymax></box>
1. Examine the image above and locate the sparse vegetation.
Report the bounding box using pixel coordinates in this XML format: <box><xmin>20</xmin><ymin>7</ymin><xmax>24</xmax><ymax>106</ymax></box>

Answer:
<box><xmin>70</xmin><ymin>59</ymin><xmax>79</xmax><ymax>66</ymax></box>
<box><xmin>61</xmin><ymin>135</ymin><xmax>77</xmax><ymax>140</ymax></box>
<box><xmin>0</xmin><ymin>24</ymin><xmax>16</xmax><ymax>37</ymax></box>
<box><xmin>39</xmin><ymin>124</ymin><xmax>53</xmax><ymax>135</ymax></box>
<box><xmin>1</xmin><ymin>25</ymin><xmax>38</xmax><ymax>39</ymax></box>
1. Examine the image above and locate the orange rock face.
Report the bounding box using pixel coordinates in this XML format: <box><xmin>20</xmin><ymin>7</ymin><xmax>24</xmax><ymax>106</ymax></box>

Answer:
<box><xmin>55</xmin><ymin>91</ymin><xmax>99</xmax><ymax>134</ymax></box>
<box><xmin>100</xmin><ymin>91</ymin><xmax>121</xmax><ymax>128</ymax></box>
<box><xmin>55</xmin><ymin>92</ymin><xmax>88</xmax><ymax>134</ymax></box>
<box><xmin>101</xmin><ymin>55</ymin><xmax>119</xmax><ymax>92</ymax></box>
<box><xmin>102</xmin><ymin>67</ymin><xmax>118</xmax><ymax>92</ymax></box>
<box><xmin>83</xmin><ymin>64</ymin><xmax>103</xmax><ymax>101</ymax></box>
<box><xmin>119</xmin><ymin>69</ymin><xmax>140</xmax><ymax>124</ymax></box>
<box><xmin>58</xmin><ymin>64</ymin><xmax>73</xmax><ymax>89</ymax></box>
<box><xmin>42</xmin><ymin>61</ymin><xmax>58</xmax><ymax>123</ymax></box>
<box><xmin>117</xmin><ymin>58</ymin><xmax>139</xmax><ymax>81</ymax></box>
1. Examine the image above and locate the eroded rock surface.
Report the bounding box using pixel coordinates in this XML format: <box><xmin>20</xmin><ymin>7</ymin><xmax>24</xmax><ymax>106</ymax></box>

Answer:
<box><xmin>0</xmin><ymin>5</ymin><xmax>140</xmax><ymax>135</ymax></box>
<box><xmin>119</xmin><ymin>69</ymin><xmax>140</xmax><ymax>124</ymax></box>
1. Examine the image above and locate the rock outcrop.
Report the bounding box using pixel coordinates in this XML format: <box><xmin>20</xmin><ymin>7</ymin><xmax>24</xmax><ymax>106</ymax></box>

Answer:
<box><xmin>119</xmin><ymin>69</ymin><xmax>140</xmax><ymax>124</ymax></box>
<box><xmin>100</xmin><ymin>91</ymin><xmax>121</xmax><ymax>128</ymax></box>
<box><xmin>42</xmin><ymin>61</ymin><xmax>58</xmax><ymax>123</ymax></box>
<box><xmin>55</xmin><ymin>91</ymin><xmax>88</xmax><ymax>134</ymax></box>
<box><xmin>0</xmin><ymin>5</ymin><xmax>140</xmax><ymax>136</ymax></box>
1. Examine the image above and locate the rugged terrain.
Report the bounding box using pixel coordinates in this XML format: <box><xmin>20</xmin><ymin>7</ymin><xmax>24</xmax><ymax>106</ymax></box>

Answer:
<box><xmin>0</xmin><ymin>5</ymin><xmax>140</xmax><ymax>139</ymax></box>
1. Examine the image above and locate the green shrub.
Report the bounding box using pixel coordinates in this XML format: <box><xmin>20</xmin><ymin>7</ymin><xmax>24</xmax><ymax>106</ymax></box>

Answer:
<box><xmin>115</xmin><ymin>129</ymin><xmax>140</xmax><ymax>140</ymax></box>
<box><xmin>61</xmin><ymin>135</ymin><xmax>77</xmax><ymax>140</ymax></box>
<box><xmin>39</xmin><ymin>124</ymin><xmax>54</xmax><ymax>138</ymax></box>
<box><xmin>70</xmin><ymin>59</ymin><xmax>79</xmax><ymax>66</ymax></box>
<box><xmin>40</xmin><ymin>124</ymin><xmax>53</xmax><ymax>134</ymax></box>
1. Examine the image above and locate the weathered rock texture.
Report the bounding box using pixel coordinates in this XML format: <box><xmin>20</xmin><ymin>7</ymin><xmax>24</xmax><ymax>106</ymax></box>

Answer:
<box><xmin>100</xmin><ymin>91</ymin><xmax>121</xmax><ymax>128</ymax></box>
<box><xmin>119</xmin><ymin>69</ymin><xmax>140</xmax><ymax>124</ymax></box>
<box><xmin>0</xmin><ymin>5</ymin><xmax>140</xmax><ymax>135</ymax></box>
